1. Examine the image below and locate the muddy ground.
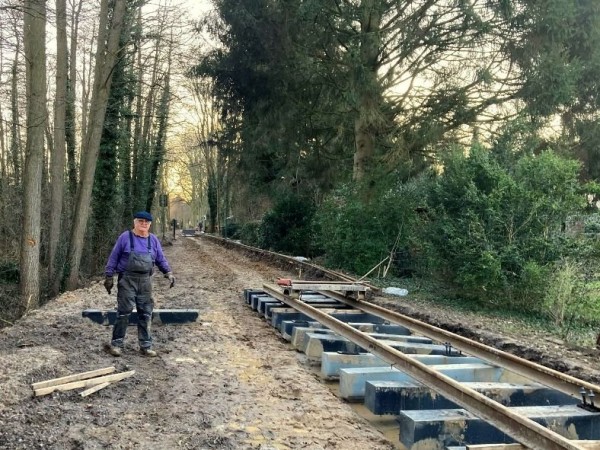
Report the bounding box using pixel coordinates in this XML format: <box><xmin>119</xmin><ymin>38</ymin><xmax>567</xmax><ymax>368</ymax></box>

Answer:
<box><xmin>1</xmin><ymin>236</ymin><xmax>600</xmax><ymax>450</ymax></box>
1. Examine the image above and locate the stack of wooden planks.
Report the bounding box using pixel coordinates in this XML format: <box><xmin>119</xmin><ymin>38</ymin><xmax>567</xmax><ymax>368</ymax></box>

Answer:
<box><xmin>32</xmin><ymin>366</ymin><xmax>135</xmax><ymax>397</ymax></box>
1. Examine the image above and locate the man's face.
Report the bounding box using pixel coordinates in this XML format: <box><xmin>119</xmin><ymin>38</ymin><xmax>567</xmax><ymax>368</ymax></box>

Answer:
<box><xmin>134</xmin><ymin>218</ymin><xmax>151</xmax><ymax>235</ymax></box>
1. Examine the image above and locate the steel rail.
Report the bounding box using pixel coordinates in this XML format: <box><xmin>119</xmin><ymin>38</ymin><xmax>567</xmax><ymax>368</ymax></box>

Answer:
<box><xmin>466</xmin><ymin>442</ymin><xmax>600</xmax><ymax>449</ymax></box>
<box><xmin>318</xmin><ymin>290</ymin><xmax>600</xmax><ymax>400</ymax></box>
<box><xmin>263</xmin><ymin>283</ymin><xmax>588</xmax><ymax>450</ymax></box>
<box><xmin>205</xmin><ymin>235</ymin><xmax>597</xmax><ymax>397</ymax></box>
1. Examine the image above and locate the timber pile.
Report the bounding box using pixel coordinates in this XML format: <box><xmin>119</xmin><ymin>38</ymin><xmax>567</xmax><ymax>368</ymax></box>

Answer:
<box><xmin>31</xmin><ymin>366</ymin><xmax>134</xmax><ymax>397</ymax></box>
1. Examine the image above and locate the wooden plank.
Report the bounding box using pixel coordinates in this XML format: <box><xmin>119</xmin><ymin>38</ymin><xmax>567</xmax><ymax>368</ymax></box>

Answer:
<box><xmin>80</xmin><ymin>382</ymin><xmax>111</xmax><ymax>397</ymax></box>
<box><xmin>291</xmin><ymin>283</ymin><xmax>369</xmax><ymax>292</ymax></box>
<box><xmin>575</xmin><ymin>442</ymin><xmax>600</xmax><ymax>450</ymax></box>
<box><xmin>34</xmin><ymin>370</ymin><xmax>135</xmax><ymax>397</ymax></box>
<box><xmin>31</xmin><ymin>366</ymin><xmax>116</xmax><ymax>389</ymax></box>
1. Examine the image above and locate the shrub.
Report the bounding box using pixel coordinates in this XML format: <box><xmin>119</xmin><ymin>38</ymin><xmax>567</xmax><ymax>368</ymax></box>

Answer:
<box><xmin>222</xmin><ymin>221</ymin><xmax>240</xmax><ymax>239</ymax></box>
<box><xmin>238</xmin><ymin>222</ymin><xmax>261</xmax><ymax>246</ymax></box>
<box><xmin>314</xmin><ymin>178</ymin><xmax>428</xmax><ymax>277</ymax></box>
<box><xmin>544</xmin><ymin>257</ymin><xmax>600</xmax><ymax>339</ymax></box>
<box><xmin>258</xmin><ymin>194</ymin><xmax>318</xmax><ymax>256</ymax></box>
<box><xmin>424</xmin><ymin>145</ymin><xmax>587</xmax><ymax>311</ymax></box>
<box><xmin>0</xmin><ymin>261</ymin><xmax>19</xmax><ymax>284</ymax></box>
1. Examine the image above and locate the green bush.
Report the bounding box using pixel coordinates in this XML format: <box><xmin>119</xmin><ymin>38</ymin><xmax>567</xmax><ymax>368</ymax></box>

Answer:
<box><xmin>424</xmin><ymin>145</ymin><xmax>586</xmax><ymax>311</ymax></box>
<box><xmin>258</xmin><ymin>194</ymin><xmax>318</xmax><ymax>256</ymax></box>
<box><xmin>238</xmin><ymin>222</ymin><xmax>261</xmax><ymax>246</ymax></box>
<box><xmin>222</xmin><ymin>221</ymin><xmax>240</xmax><ymax>239</ymax></box>
<box><xmin>314</xmin><ymin>178</ymin><xmax>428</xmax><ymax>277</ymax></box>
<box><xmin>584</xmin><ymin>214</ymin><xmax>600</xmax><ymax>233</ymax></box>
<box><xmin>0</xmin><ymin>261</ymin><xmax>19</xmax><ymax>284</ymax></box>
<box><xmin>543</xmin><ymin>257</ymin><xmax>600</xmax><ymax>339</ymax></box>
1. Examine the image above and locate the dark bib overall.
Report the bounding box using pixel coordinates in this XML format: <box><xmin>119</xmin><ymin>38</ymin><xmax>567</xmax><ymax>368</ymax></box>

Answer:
<box><xmin>111</xmin><ymin>231</ymin><xmax>154</xmax><ymax>349</ymax></box>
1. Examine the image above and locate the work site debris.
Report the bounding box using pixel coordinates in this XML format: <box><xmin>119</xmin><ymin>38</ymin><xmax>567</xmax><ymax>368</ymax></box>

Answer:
<box><xmin>32</xmin><ymin>366</ymin><xmax>134</xmax><ymax>397</ymax></box>
<box><xmin>382</xmin><ymin>287</ymin><xmax>408</xmax><ymax>297</ymax></box>
<box><xmin>80</xmin><ymin>382</ymin><xmax>111</xmax><ymax>398</ymax></box>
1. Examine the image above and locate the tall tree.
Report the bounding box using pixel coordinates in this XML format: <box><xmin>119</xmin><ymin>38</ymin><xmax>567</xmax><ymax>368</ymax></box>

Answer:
<box><xmin>66</xmin><ymin>0</ymin><xmax>84</xmax><ymax>197</ymax></box>
<box><xmin>146</xmin><ymin>52</ymin><xmax>171</xmax><ymax>212</ymax></box>
<box><xmin>48</xmin><ymin>0</ymin><xmax>68</xmax><ymax>296</ymax></box>
<box><xmin>498</xmin><ymin>0</ymin><xmax>600</xmax><ymax>179</ymax></box>
<box><xmin>89</xmin><ymin>1</ymin><xmax>139</xmax><ymax>275</ymax></box>
<box><xmin>198</xmin><ymin>0</ymin><xmax>523</xmax><ymax>199</ymax></box>
<box><xmin>9</xmin><ymin>16</ymin><xmax>22</xmax><ymax>186</ymax></box>
<box><xmin>65</xmin><ymin>0</ymin><xmax>127</xmax><ymax>290</ymax></box>
<box><xmin>20</xmin><ymin>0</ymin><xmax>47</xmax><ymax>307</ymax></box>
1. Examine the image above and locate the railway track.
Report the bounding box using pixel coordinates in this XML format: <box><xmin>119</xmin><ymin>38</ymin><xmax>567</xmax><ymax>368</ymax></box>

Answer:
<box><xmin>243</xmin><ymin>284</ymin><xmax>600</xmax><ymax>450</ymax></box>
<box><xmin>194</xmin><ymin>235</ymin><xmax>600</xmax><ymax>449</ymax></box>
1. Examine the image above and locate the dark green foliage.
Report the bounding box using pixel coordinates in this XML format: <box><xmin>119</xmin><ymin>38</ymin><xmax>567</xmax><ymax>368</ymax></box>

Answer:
<box><xmin>0</xmin><ymin>283</ymin><xmax>21</xmax><ymax>330</ymax></box>
<box><xmin>89</xmin><ymin>36</ymin><xmax>134</xmax><ymax>275</ymax></box>
<box><xmin>0</xmin><ymin>261</ymin><xmax>19</xmax><ymax>284</ymax></box>
<box><xmin>314</xmin><ymin>179</ymin><xmax>426</xmax><ymax>277</ymax></box>
<box><xmin>584</xmin><ymin>214</ymin><xmax>600</xmax><ymax>233</ymax></box>
<box><xmin>193</xmin><ymin>0</ymin><xmax>358</xmax><ymax>202</ymax></box>
<box><xmin>424</xmin><ymin>145</ymin><xmax>585</xmax><ymax>310</ymax></box>
<box><xmin>238</xmin><ymin>222</ymin><xmax>261</xmax><ymax>247</ymax></box>
<box><xmin>258</xmin><ymin>194</ymin><xmax>318</xmax><ymax>256</ymax></box>
<box><xmin>499</xmin><ymin>0</ymin><xmax>600</xmax><ymax>178</ymax></box>
<box><xmin>145</xmin><ymin>73</ymin><xmax>170</xmax><ymax>212</ymax></box>
<box><xmin>222</xmin><ymin>221</ymin><xmax>239</xmax><ymax>239</ymax></box>
<box><xmin>207</xmin><ymin>175</ymin><xmax>218</xmax><ymax>233</ymax></box>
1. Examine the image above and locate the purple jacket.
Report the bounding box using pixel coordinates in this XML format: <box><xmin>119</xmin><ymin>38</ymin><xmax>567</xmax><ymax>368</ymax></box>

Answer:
<box><xmin>105</xmin><ymin>231</ymin><xmax>171</xmax><ymax>277</ymax></box>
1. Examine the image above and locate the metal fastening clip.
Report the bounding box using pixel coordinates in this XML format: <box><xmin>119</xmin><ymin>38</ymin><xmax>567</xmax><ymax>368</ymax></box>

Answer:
<box><xmin>444</xmin><ymin>342</ymin><xmax>452</xmax><ymax>356</ymax></box>
<box><xmin>580</xmin><ymin>387</ymin><xmax>588</xmax><ymax>405</ymax></box>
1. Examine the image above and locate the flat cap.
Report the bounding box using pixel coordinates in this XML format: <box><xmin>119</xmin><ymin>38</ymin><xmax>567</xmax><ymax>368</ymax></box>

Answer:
<box><xmin>134</xmin><ymin>211</ymin><xmax>153</xmax><ymax>221</ymax></box>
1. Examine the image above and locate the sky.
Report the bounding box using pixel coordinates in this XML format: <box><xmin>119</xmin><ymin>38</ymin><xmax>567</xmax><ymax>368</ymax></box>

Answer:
<box><xmin>184</xmin><ymin>0</ymin><xmax>213</xmax><ymax>17</ymax></box>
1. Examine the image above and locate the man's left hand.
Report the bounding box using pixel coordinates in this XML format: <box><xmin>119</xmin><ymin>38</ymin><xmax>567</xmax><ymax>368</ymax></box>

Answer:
<box><xmin>165</xmin><ymin>272</ymin><xmax>175</xmax><ymax>288</ymax></box>
<box><xmin>104</xmin><ymin>276</ymin><xmax>114</xmax><ymax>294</ymax></box>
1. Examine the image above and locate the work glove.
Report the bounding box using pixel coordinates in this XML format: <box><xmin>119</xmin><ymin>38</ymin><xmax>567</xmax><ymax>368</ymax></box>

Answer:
<box><xmin>104</xmin><ymin>276</ymin><xmax>114</xmax><ymax>294</ymax></box>
<box><xmin>165</xmin><ymin>272</ymin><xmax>175</xmax><ymax>288</ymax></box>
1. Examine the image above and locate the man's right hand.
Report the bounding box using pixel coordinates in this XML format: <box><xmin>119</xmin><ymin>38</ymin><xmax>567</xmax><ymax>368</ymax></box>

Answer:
<box><xmin>104</xmin><ymin>276</ymin><xmax>114</xmax><ymax>294</ymax></box>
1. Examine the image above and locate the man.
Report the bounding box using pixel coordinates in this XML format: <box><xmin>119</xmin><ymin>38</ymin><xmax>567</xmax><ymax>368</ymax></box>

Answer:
<box><xmin>104</xmin><ymin>211</ymin><xmax>175</xmax><ymax>357</ymax></box>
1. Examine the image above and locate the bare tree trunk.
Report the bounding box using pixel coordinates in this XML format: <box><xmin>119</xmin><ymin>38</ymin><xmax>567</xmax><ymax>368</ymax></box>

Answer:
<box><xmin>146</xmin><ymin>26</ymin><xmax>173</xmax><ymax>212</ymax></box>
<box><xmin>130</xmin><ymin>8</ymin><xmax>143</xmax><ymax>208</ymax></box>
<box><xmin>0</xmin><ymin>27</ymin><xmax>6</xmax><ymax>181</ymax></box>
<box><xmin>0</xmin><ymin>28</ymin><xmax>6</xmax><ymax>245</ymax></box>
<box><xmin>20</xmin><ymin>0</ymin><xmax>47</xmax><ymax>308</ymax></box>
<box><xmin>10</xmin><ymin>37</ymin><xmax>21</xmax><ymax>185</ymax></box>
<box><xmin>66</xmin><ymin>0</ymin><xmax>83</xmax><ymax>197</ymax></box>
<box><xmin>80</xmin><ymin>25</ymin><xmax>95</xmax><ymax>155</ymax></box>
<box><xmin>66</xmin><ymin>0</ymin><xmax>127</xmax><ymax>290</ymax></box>
<box><xmin>135</xmin><ymin>37</ymin><xmax>160</xmax><ymax>211</ymax></box>
<box><xmin>352</xmin><ymin>0</ymin><xmax>381</xmax><ymax>182</ymax></box>
<box><xmin>48</xmin><ymin>0</ymin><xmax>68</xmax><ymax>296</ymax></box>
<box><xmin>0</xmin><ymin>99</ymin><xmax>5</xmax><ymax>181</ymax></box>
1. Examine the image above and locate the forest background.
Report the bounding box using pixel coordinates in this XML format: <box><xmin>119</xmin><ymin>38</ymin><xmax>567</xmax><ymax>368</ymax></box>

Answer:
<box><xmin>1</xmin><ymin>0</ymin><xmax>600</xmax><ymax>345</ymax></box>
